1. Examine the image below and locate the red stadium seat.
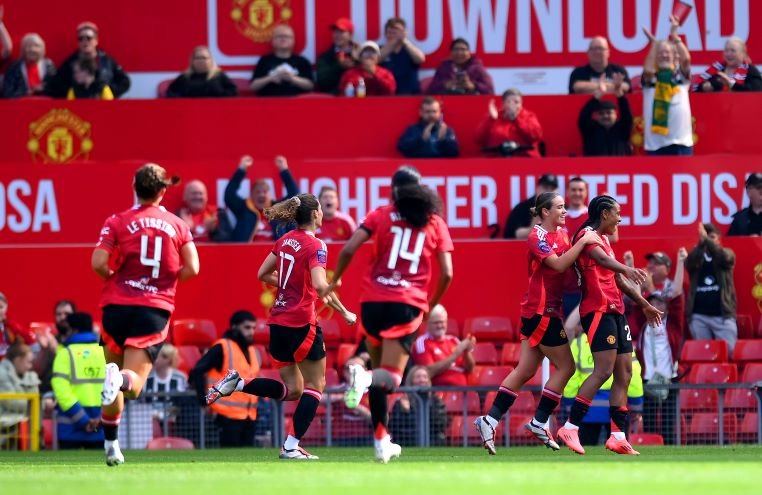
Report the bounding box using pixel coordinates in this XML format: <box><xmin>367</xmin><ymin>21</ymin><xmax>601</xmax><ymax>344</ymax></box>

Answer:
<box><xmin>723</xmin><ymin>388</ymin><xmax>756</xmax><ymax>412</ymax></box>
<box><xmin>468</xmin><ymin>365</ymin><xmax>513</xmax><ymax>387</ymax></box>
<box><xmin>687</xmin><ymin>412</ymin><xmax>737</xmax><ymax>444</ymax></box>
<box><xmin>687</xmin><ymin>363</ymin><xmax>738</xmax><ymax>384</ymax></box>
<box><xmin>464</xmin><ymin>316</ymin><xmax>514</xmax><ymax>343</ymax></box>
<box><xmin>419</xmin><ymin>76</ymin><xmax>434</xmax><ymax>94</ymax></box>
<box><xmin>325</xmin><ymin>368</ymin><xmax>340</xmax><ymax>388</ymax></box>
<box><xmin>483</xmin><ymin>390</ymin><xmax>536</xmax><ymax>415</ymax></box>
<box><xmin>472</xmin><ymin>342</ymin><xmax>499</xmax><ymax>365</ymax></box>
<box><xmin>231</xmin><ymin>77</ymin><xmax>255</xmax><ymax>97</ymax></box>
<box><xmin>157</xmin><ymin>79</ymin><xmax>172</xmax><ymax>97</ymax></box>
<box><xmin>318</xmin><ymin>319</ymin><xmax>341</xmax><ymax>348</ymax></box>
<box><xmin>175</xmin><ymin>345</ymin><xmax>202</xmax><ymax>375</ymax></box>
<box><xmin>736</xmin><ymin>314</ymin><xmax>755</xmax><ymax>340</ymax></box>
<box><xmin>439</xmin><ymin>391</ymin><xmax>482</xmax><ymax>415</ymax></box>
<box><xmin>447</xmin><ymin>415</ymin><xmax>482</xmax><ymax>446</ymax></box>
<box><xmin>172</xmin><ymin>319</ymin><xmax>217</xmax><ymax>348</ymax></box>
<box><xmin>739</xmin><ymin>413</ymin><xmax>759</xmax><ymax>443</ymax></box>
<box><xmin>146</xmin><ymin>436</ymin><xmax>194</xmax><ymax>449</ymax></box>
<box><xmin>506</xmin><ymin>414</ymin><xmax>536</xmax><ymax>445</ymax></box>
<box><xmin>253</xmin><ymin>344</ymin><xmax>271</xmax><ymax>369</ymax></box>
<box><xmin>630</xmin><ymin>433</ymin><xmax>664</xmax><ymax>445</ymax></box>
<box><xmin>446</xmin><ymin>319</ymin><xmax>461</xmax><ymax>338</ymax></box>
<box><xmin>340</xmin><ymin>323</ymin><xmax>360</xmax><ymax>343</ymax></box>
<box><xmin>254</xmin><ymin>320</ymin><xmax>270</xmax><ymax>345</ymax></box>
<box><xmin>741</xmin><ymin>363</ymin><xmax>762</xmax><ymax>383</ymax></box>
<box><xmin>335</xmin><ymin>343</ymin><xmax>357</xmax><ymax>372</ymax></box>
<box><xmin>679</xmin><ymin>388</ymin><xmax>718</xmax><ymax>413</ymax></box>
<box><xmin>733</xmin><ymin>339</ymin><xmax>762</xmax><ymax>367</ymax></box>
<box><xmin>500</xmin><ymin>342</ymin><xmax>522</xmax><ymax>366</ymax></box>
<box><xmin>680</xmin><ymin>339</ymin><xmax>729</xmax><ymax>365</ymax></box>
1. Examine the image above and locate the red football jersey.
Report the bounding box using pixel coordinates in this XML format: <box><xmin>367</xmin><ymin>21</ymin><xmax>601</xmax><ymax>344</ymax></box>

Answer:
<box><xmin>267</xmin><ymin>229</ymin><xmax>327</xmax><ymax>328</ymax></box>
<box><xmin>575</xmin><ymin>227</ymin><xmax>624</xmax><ymax>316</ymax></box>
<box><xmin>359</xmin><ymin>205</ymin><xmax>454</xmax><ymax>312</ymax></box>
<box><xmin>96</xmin><ymin>205</ymin><xmax>193</xmax><ymax>313</ymax></box>
<box><xmin>316</xmin><ymin>212</ymin><xmax>356</xmax><ymax>242</ymax></box>
<box><xmin>411</xmin><ymin>333</ymin><xmax>468</xmax><ymax>386</ymax></box>
<box><xmin>520</xmin><ymin>225</ymin><xmax>570</xmax><ymax>319</ymax></box>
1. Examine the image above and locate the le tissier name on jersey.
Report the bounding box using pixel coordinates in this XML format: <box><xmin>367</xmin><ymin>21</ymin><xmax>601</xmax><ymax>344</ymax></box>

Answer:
<box><xmin>125</xmin><ymin>217</ymin><xmax>178</xmax><ymax>237</ymax></box>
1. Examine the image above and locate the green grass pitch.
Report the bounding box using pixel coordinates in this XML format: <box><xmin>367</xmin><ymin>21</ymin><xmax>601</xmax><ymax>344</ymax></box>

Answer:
<box><xmin>1</xmin><ymin>446</ymin><xmax>760</xmax><ymax>495</ymax></box>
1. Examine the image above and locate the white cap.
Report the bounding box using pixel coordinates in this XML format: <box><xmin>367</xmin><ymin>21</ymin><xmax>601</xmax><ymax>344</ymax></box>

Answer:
<box><xmin>358</xmin><ymin>40</ymin><xmax>380</xmax><ymax>55</ymax></box>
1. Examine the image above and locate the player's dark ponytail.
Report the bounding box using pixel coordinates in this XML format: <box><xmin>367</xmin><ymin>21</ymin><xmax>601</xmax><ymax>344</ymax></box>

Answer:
<box><xmin>393</xmin><ymin>184</ymin><xmax>441</xmax><ymax>228</ymax></box>
<box><xmin>265</xmin><ymin>193</ymin><xmax>319</xmax><ymax>226</ymax></box>
<box><xmin>573</xmin><ymin>194</ymin><xmax>618</xmax><ymax>244</ymax></box>
<box><xmin>529</xmin><ymin>192</ymin><xmax>560</xmax><ymax>218</ymax></box>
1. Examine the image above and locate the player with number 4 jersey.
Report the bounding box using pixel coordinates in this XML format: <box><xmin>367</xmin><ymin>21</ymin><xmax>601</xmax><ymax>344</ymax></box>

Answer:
<box><xmin>330</xmin><ymin>166</ymin><xmax>454</xmax><ymax>463</ymax></box>
<box><xmin>91</xmin><ymin>163</ymin><xmax>200</xmax><ymax>466</ymax></box>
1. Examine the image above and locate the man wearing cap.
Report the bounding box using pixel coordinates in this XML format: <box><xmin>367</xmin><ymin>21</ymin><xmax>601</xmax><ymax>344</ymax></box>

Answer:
<box><xmin>47</xmin><ymin>21</ymin><xmax>130</xmax><ymax>98</ymax></box>
<box><xmin>685</xmin><ymin>223</ymin><xmax>738</xmax><ymax>354</ymax></box>
<box><xmin>338</xmin><ymin>41</ymin><xmax>396</xmax><ymax>96</ymax></box>
<box><xmin>727</xmin><ymin>173</ymin><xmax>762</xmax><ymax>236</ymax></box>
<box><xmin>577</xmin><ymin>74</ymin><xmax>633</xmax><ymax>156</ymax></box>
<box><xmin>316</xmin><ymin>17</ymin><xmax>357</xmax><ymax>94</ymax></box>
<box><xmin>250</xmin><ymin>24</ymin><xmax>313</xmax><ymax>97</ymax></box>
<box><xmin>502</xmin><ymin>174</ymin><xmax>558</xmax><ymax>239</ymax></box>
<box><xmin>379</xmin><ymin>17</ymin><xmax>425</xmax><ymax>95</ymax></box>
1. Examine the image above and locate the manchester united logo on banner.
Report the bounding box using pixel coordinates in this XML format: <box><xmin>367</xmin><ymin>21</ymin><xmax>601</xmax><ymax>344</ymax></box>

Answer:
<box><xmin>27</xmin><ymin>109</ymin><xmax>93</xmax><ymax>163</ymax></box>
<box><xmin>231</xmin><ymin>0</ymin><xmax>293</xmax><ymax>43</ymax></box>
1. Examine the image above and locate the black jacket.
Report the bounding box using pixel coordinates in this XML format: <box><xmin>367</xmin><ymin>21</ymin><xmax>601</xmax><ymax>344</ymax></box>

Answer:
<box><xmin>727</xmin><ymin>207</ymin><xmax>762</xmax><ymax>236</ymax></box>
<box><xmin>47</xmin><ymin>50</ymin><xmax>131</xmax><ymax>98</ymax></box>
<box><xmin>166</xmin><ymin>71</ymin><xmax>238</xmax><ymax>98</ymax></box>
<box><xmin>397</xmin><ymin>121</ymin><xmax>460</xmax><ymax>158</ymax></box>
<box><xmin>503</xmin><ymin>196</ymin><xmax>534</xmax><ymax>239</ymax></box>
<box><xmin>578</xmin><ymin>95</ymin><xmax>633</xmax><ymax>156</ymax></box>
<box><xmin>2</xmin><ymin>58</ymin><xmax>56</xmax><ymax>98</ymax></box>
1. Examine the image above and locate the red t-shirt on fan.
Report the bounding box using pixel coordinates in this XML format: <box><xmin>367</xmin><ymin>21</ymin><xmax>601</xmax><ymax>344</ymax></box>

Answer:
<box><xmin>574</xmin><ymin>227</ymin><xmax>624</xmax><ymax>316</ymax></box>
<box><xmin>411</xmin><ymin>333</ymin><xmax>468</xmax><ymax>386</ymax></box>
<box><xmin>267</xmin><ymin>229</ymin><xmax>327</xmax><ymax>328</ymax></box>
<box><xmin>316</xmin><ymin>212</ymin><xmax>356</xmax><ymax>241</ymax></box>
<box><xmin>359</xmin><ymin>205</ymin><xmax>454</xmax><ymax>312</ymax></box>
<box><xmin>520</xmin><ymin>225</ymin><xmax>570</xmax><ymax>319</ymax></box>
<box><xmin>96</xmin><ymin>205</ymin><xmax>193</xmax><ymax>313</ymax></box>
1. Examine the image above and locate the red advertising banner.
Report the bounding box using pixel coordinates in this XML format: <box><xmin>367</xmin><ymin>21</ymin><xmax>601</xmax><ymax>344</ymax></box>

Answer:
<box><xmin>1</xmin><ymin>1</ymin><xmax>759</xmax><ymax>95</ymax></box>
<box><xmin>0</xmin><ymin>157</ymin><xmax>757</xmax><ymax>243</ymax></box>
<box><xmin>1</xmin><ymin>238</ymin><xmax>760</xmax><ymax>339</ymax></box>
<box><xmin>0</xmin><ymin>94</ymin><xmax>760</xmax><ymax>163</ymax></box>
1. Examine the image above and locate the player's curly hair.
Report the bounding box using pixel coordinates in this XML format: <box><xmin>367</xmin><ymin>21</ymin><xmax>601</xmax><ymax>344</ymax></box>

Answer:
<box><xmin>573</xmin><ymin>194</ymin><xmax>618</xmax><ymax>243</ymax></box>
<box><xmin>529</xmin><ymin>191</ymin><xmax>560</xmax><ymax>218</ymax></box>
<box><xmin>134</xmin><ymin>163</ymin><xmax>180</xmax><ymax>200</ymax></box>
<box><xmin>265</xmin><ymin>193</ymin><xmax>319</xmax><ymax>225</ymax></box>
<box><xmin>393</xmin><ymin>184</ymin><xmax>441</xmax><ymax>229</ymax></box>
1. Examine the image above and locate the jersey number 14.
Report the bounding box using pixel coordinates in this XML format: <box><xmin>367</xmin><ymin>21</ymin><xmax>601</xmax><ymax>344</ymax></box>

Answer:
<box><xmin>388</xmin><ymin>226</ymin><xmax>425</xmax><ymax>274</ymax></box>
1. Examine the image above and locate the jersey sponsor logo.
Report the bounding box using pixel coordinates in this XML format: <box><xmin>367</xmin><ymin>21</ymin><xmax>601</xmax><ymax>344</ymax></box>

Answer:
<box><xmin>316</xmin><ymin>249</ymin><xmax>327</xmax><ymax>264</ymax></box>
<box><xmin>274</xmin><ymin>293</ymin><xmax>287</xmax><ymax>307</ymax></box>
<box><xmin>607</xmin><ymin>335</ymin><xmax>616</xmax><ymax>345</ymax></box>
<box><xmin>27</xmin><ymin>108</ymin><xmax>94</xmax><ymax>163</ymax></box>
<box><xmin>124</xmin><ymin>277</ymin><xmax>159</xmax><ymax>294</ymax></box>
<box><xmin>375</xmin><ymin>271</ymin><xmax>412</xmax><ymax>288</ymax></box>
<box><xmin>537</xmin><ymin>240</ymin><xmax>551</xmax><ymax>254</ymax></box>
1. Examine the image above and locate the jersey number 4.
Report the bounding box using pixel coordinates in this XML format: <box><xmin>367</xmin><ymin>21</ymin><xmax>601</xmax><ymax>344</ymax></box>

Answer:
<box><xmin>278</xmin><ymin>251</ymin><xmax>295</xmax><ymax>289</ymax></box>
<box><xmin>140</xmin><ymin>235</ymin><xmax>162</xmax><ymax>278</ymax></box>
<box><xmin>388</xmin><ymin>226</ymin><xmax>425</xmax><ymax>274</ymax></box>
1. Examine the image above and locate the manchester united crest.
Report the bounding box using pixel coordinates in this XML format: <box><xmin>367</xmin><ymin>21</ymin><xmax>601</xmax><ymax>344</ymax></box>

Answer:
<box><xmin>231</xmin><ymin>0</ymin><xmax>293</xmax><ymax>43</ymax></box>
<box><xmin>27</xmin><ymin>109</ymin><xmax>93</xmax><ymax>163</ymax></box>
<box><xmin>607</xmin><ymin>335</ymin><xmax>616</xmax><ymax>345</ymax></box>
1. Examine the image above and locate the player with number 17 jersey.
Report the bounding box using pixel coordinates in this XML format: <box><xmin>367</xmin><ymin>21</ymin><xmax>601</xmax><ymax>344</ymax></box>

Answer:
<box><xmin>96</xmin><ymin>205</ymin><xmax>193</xmax><ymax>313</ymax></box>
<box><xmin>360</xmin><ymin>204</ymin><xmax>453</xmax><ymax>312</ymax></box>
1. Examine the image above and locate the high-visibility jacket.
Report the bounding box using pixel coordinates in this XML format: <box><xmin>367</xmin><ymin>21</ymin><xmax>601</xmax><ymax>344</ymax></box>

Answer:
<box><xmin>207</xmin><ymin>338</ymin><xmax>260</xmax><ymax>421</ymax></box>
<box><xmin>563</xmin><ymin>333</ymin><xmax>644</xmax><ymax>423</ymax></box>
<box><xmin>50</xmin><ymin>332</ymin><xmax>105</xmax><ymax>442</ymax></box>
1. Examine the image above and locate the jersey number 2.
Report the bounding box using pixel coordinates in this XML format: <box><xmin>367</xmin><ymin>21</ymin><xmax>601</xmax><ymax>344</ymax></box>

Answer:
<box><xmin>140</xmin><ymin>235</ymin><xmax>162</xmax><ymax>278</ymax></box>
<box><xmin>278</xmin><ymin>251</ymin><xmax>295</xmax><ymax>289</ymax></box>
<box><xmin>388</xmin><ymin>226</ymin><xmax>425</xmax><ymax>274</ymax></box>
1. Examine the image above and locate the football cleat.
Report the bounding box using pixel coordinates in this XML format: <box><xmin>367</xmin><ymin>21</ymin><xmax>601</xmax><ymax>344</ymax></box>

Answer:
<box><xmin>374</xmin><ymin>439</ymin><xmax>402</xmax><ymax>464</ymax></box>
<box><xmin>605</xmin><ymin>436</ymin><xmax>640</xmax><ymax>455</ymax></box>
<box><xmin>473</xmin><ymin>416</ymin><xmax>497</xmax><ymax>455</ymax></box>
<box><xmin>344</xmin><ymin>364</ymin><xmax>372</xmax><ymax>409</ymax></box>
<box><xmin>101</xmin><ymin>363</ymin><xmax>123</xmax><ymax>406</ymax></box>
<box><xmin>279</xmin><ymin>446</ymin><xmax>319</xmax><ymax>460</ymax></box>
<box><xmin>105</xmin><ymin>440</ymin><xmax>125</xmax><ymax>466</ymax></box>
<box><xmin>525</xmin><ymin>420</ymin><xmax>560</xmax><ymax>451</ymax></box>
<box><xmin>556</xmin><ymin>426</ymin><xmax>586</xmax><ymax>455</ymax></box>
<box><xmin>206</xmin><ymin>369</ymin><xmax>241</xmax><ymax>405</ymax></box>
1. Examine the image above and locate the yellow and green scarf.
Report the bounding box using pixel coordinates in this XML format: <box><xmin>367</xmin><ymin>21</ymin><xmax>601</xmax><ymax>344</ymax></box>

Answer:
<box><xmin>651</xmin><ymin>68</ymin><xmax>680</xmax><ymax>135</ymax></box>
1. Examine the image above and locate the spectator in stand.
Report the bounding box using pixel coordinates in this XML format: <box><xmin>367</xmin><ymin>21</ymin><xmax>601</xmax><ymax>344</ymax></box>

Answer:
<box><xmin>476</xmin><ymin>89</ymin><xmax>543</xmax><ymax>158</ymax></box>
<box><xmin>316</xmin><ymin>17</ymin><xmax>357</xmax><ymax>94</ymax></box>
<box><xmin>578</xmin><ymin>75</ymin><xmax>633</xmax><ymax>157</ymax></box>
<box><xmin>315</xmin><ymin>186</ymin><xmax>356</xmax><ymax>242</ymax></box>
<box><xmin>693</xmin><ymin>38</ymin><xmax>762</xmax><ymax>93</ymax></box>
<box><xmin>564</xmin><ymin>177</ymin><xmax>588</xmax><ymax>238</ymax></box>
<box><xmin>502</xmin><ymin>174</ymin><xmax>558</xmax><ymax>239</ymax></box>
<box><xmin>411</xmin><ymin>305</ymin><xmax>475</xmax><ymax>387</ymax></box>
<box><xmin>176</xmin><ymin>180</ymin><xmax>228</xmax><ymax>242</ymax></box>
<box><xmin>641</xmin><ymin>17</ymin><xmax>693</xmax><ymax>156</ymax></box>
<box><xmin>0</xmin><ymin>343</ymin><xmax>40</xmax><ymax>445</ymax></box>
<box><xmin>250</xmin><ymin>25</ymin><xmax>313</xmax><ymax>97</ymax></box>
<box><xmin>427</xmin><ymin>38</ymin><xmax>493</xmax><ymax>95</ymax></box>
<box><xmin>47</xmin><ymin>22</ymin><xmax>130</xmax><ymax>98</ymax></box>
<box><xmin>144</xmin><ymin>344</ymin><xmax>187</xmax><ymax>424</ymax></box>
<box><xmin>397</xmin><ymin>96</ymin><xmax>460</xmax><ymax>158</ymax></box>
<box><xmin>166</xmin><ymin>46</ymin><xmax>237</xmax><ymax>98</ymax></box>
<box><xmin>190</xmin><ymin>310</ymin><xmax>261</xmax><ymax>447</ymax></box>
<box><xmin>50</xmin><ymin>312</ymin><xmax>104</xmax><ymax>449</ymax></box>
<box><xmin>2</xmin><ymin>33</ymin><xmax>56</xmax><ymax>98</ymax></box>
<box><xmin>569</xmin><ymin>36</ymin><xmax>631</xmax><ymax>94</ymax></box>
<box><xmin>65</xmin><ymin>58</ymin><xmax>114</xmax><ymax>100</ymax></box>
<box><xmin>727</xmin><ymin>172</ymin><xmax>762</xmax><ymax>236</ymax></box>
<box><xmin>224</xmin><ymin>155</ymin><xmax>299</xmax><ymax>242</ymax></box>
<box><xmin>32</xmin><ymin>300</ymin><xmax>76</xmax><ymax>397</ymax></box>
<box><xmin>339</xmin><ymin>41</ymin><xmax>396</xmax><ymax>96</ymax></box>
<box><xmin>685</xmin><ymin>223</ymin><xmax>738</xmax><ymax>355</ymax></box>
<box><xmin>0</xmin><ymin>292</ymin><xmax>35</xmax><ymax>361</ymax></box>
<box><xmin>379</xmin><ymin>17</ymin><xmax>425</xmax><ymax>95</ymax></box>
<box><xmin>637</xmin><ymin>290</ymin><xmax>684</xmax><ymax>445</ymax></box>
<box><xmin>0</xmin><ymin>5</ymin><xmax>11</xmax><ymax>66</ymax></box>
<box><xmin>389</xmin><ymin>366</ymin><xmax>447</xmax><ymax>447</ymax></box>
